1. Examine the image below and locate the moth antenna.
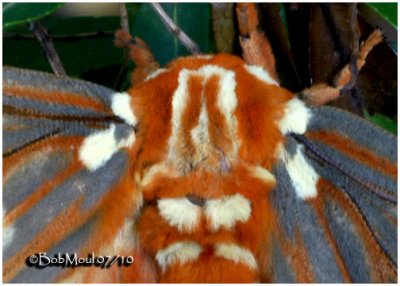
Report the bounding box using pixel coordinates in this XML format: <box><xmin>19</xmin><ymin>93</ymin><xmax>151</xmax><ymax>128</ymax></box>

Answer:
<box><xmin>236</xmin><ymin>3</ymin><xmax>279</xmax><ymax>83</ymax></box>
<box><xmin>150</xmin><ymin>3</ymin><xmax>201</xmax><ymax>55</ymax></box>
<box><xmin>114</xmin><ymin>29</ymin><xmax>160</xmax><ymax>86</ymax></box>
<box><xmin>300</xmin><ymin>29</ymin><xmax>383</xmax><ymax>106</ymax></box>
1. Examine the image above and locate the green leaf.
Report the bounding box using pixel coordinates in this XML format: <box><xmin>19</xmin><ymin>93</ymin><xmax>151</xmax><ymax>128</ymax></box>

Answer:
<box><xmin>3</xmin><ymin>3</ymin><xmax>64</xmax><ymax>30</ymax></box>
<box><xmin>368</xmin><ymin>3</ymin><xmax>397</xmax><ymax>28</ymax></box>
<box><xmin>131</xmin><ymin>3</ymin><xmax>214</xmax><ymax>66</ymax></box>
<box><xmin>363</xmin><ymin>110</ymin><xmax>397</xmax><ymax>135</ymax></box>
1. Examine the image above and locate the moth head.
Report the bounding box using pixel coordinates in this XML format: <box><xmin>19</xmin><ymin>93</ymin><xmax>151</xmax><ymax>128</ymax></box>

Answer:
<box><xmin>128</xmin><ymin>54</ymin><xmax>296</xmax><ymax>176</ymax></box>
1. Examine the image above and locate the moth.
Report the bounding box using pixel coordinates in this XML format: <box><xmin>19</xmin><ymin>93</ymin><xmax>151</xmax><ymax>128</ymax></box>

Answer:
<box><xmin>3</xmin><ymin>7</ymin><xmax>397</xmax><ymax>284</ymax></box>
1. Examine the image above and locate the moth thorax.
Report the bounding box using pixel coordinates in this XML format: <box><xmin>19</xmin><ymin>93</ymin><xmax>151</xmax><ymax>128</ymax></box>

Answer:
<box><xmin>167</xmin><ymin>66</ymin><xmax>240</xmax><ymax>174</ymax></box>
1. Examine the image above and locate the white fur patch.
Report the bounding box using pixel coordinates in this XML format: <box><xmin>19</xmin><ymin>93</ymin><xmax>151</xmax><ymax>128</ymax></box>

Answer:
<box><xmin>205</xmin><ymin>193</ymin><xmax>251</xmax><ymax>231</ymax></box>
<box><xmin>195</xmin><ymin>55</ymin><xmax>213</xmax><ymax>60</ymax></box>
<box><xmin>245</xmin><ymin>65</ymin><xmax>279</xmax><ymax>86</ymax></box>
<box><xmin>145</xmin><ymin>68</ymin><xmax>167</xmax><ymax>81</ymax></box>
<box><xmin>214</xmin><ymin>243</ymin><xmax>257</xmax><ymax>270</ymax></box>
<box><xmin>278</xmin><ymin>98</ymin><xmax>312</xmax><ymax>135</ymax></box>
<box><xmin>156</xmin><ymin>241</ymin><xmax>202</xmax><ymax>272</ymax></box>
<box><xmin>158</xmin><ymin>198</ymin><xmax>201</xmax><ymax>232</ymax></box>
<box><xmin>3</xmin><ymin>223</ymin><xmax>15</xmax><ymax>249</ymax></box>
<box><xmin>168</xmin><ymin>69</ymin><xmax>191</xmax><ymax>161</ymax></box>
<box><xmin>111</xmin><ymin>92</ymin><xmax>137</xmax><ymax>126</ymax></box>
<box><xmin>250</xmin><ymin>165</ymin><xmax>276</xmax><ymax>184</ymax></box>
<box><xmin>281</xmin><ymin>145</ymin><xmax>319</xmax><ymax>199</ymax></box>
<box><xmin>79</xmin><ymin>124</ymin><xmax>135</xmax><ymax>171</ymax></box>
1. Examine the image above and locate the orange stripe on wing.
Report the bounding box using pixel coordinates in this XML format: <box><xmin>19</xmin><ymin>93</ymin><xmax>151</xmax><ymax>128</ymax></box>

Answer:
<box><xmin>306</xmin><ymin>130</ymin><xmax>397</xmax><ymax>179</ymax></box>
<box><xmin>4</xmin><ymin>85</ymin><xmax>110</xmax><ymax>114</ymax></box>
<box><xmin>3</xmin><ymin>135</ymin><xmax>84</xmax><ymax>180</ymax></box>
<box><xmin>318</xmin><ymin>179</ymin><xmax>397</xmax><ymax>282</ymax></box>
<box><xmin>3</xmin><ymin>197</ymin><xmax>93</xmax><ymax>283</ymax></box>
<box><xmin>309</xmin><ymin>187</ymin><xmax>352</xmax><ymax>282</ymax></box>
<box><xmin>4</xmin><ymin>161</ymin><xmax>83</xmax><ymax>226</ymax></box>
<box><xmin>57</xmin><ymin>168</ymin><xmax>140</xmax><ymax>282</ymax></box>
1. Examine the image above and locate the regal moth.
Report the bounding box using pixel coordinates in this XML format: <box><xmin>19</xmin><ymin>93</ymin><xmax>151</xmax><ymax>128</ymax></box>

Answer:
<box><xmin>3</xmin><ymin>52</ymin><xmax>397</xmax><ymax>283</ymax></box>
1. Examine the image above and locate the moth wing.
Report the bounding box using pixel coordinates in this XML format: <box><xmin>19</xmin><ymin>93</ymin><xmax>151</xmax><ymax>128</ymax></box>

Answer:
<box><xmin>269</xmin><ymin>105</ymin><xmax>397</xmax><ymax>282</ymax></box>
<box><xmin>3</xmin><ymin>67</ymin><xmax>149</xmax><ymax>282</ymax></box>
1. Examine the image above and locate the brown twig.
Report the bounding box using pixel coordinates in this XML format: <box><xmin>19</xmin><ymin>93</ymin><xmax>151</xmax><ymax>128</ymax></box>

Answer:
<box><xmin>150</xmin><ymin>3</ymin><xmax>201</xmax><ymax>54</ymax></box>
<box><xmin>4</xmin><ymin>31</ymin><xmax>114</xmax><ymax>39</ymax></box>
<box><xmin>114</xmin><ymin>3</ymin><xmax>131</xmax><ymax>90</ymax></box>
<box><xmin>29</xmin><ymin>21</ymin><xmax>66</xmax><ymax>76</ymax></box>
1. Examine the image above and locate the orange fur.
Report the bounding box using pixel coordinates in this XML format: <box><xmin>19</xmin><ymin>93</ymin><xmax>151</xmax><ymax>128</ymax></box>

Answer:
<box><xmin>161</xmin><ymin>257</ymin><xmax>257</xmax><ymax>282</ymax></box>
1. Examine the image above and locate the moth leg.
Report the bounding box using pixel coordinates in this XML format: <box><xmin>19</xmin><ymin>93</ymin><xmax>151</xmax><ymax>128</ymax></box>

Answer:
<box><xmin>300</xmin><ymin>29</ymin><xmax>383</xmax><ymax>106</ymax></box>
<box><xmin>236</xmin><ymin>3</ymin><xmax>279</xmax><ymax>83</ymax></box>
<box><xmin>114</xmin><ymin>29</ymin><xmax>160</xmax><ymax>86</ymax></box>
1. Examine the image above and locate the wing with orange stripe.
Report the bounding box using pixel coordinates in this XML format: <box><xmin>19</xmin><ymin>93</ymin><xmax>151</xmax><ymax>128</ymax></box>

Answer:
<box><xmin>3</xmin><ymin>67</ymin><xmax>144</xmax><ymax>282</ymax></box>
<box><xmin>270</xmin><ymin>105</ymin><xmax>397</xmax><ymax>282</ymax></box>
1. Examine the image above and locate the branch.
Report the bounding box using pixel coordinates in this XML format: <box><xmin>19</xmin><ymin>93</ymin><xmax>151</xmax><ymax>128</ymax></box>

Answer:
<box><xmin>4</xmin><ymin>31</ymin><xmax>114</xmax><ymax>39</ymax></box>
<box><xmin>119</xmin><ymin>3</ymin><xmax>130</xmax><ymax>34</ymax></box>
<box><xmin>29</xmin><ymin>21</ymin><xmax>66</xmax><ymax>76</ymax></box>
<box><xmin>150</xmin><ymin>3</ymin><xmax>201</xmax><ymax>54</ymax></box>
<box><xmin>114</xmin><ymin>3</ymin><xmax>131</xmax><ymax>90</ymax></box>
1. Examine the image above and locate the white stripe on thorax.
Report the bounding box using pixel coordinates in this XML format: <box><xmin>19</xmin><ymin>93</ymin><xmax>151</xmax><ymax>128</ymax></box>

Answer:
<box><xmin>168</xmin><ymin>65</ymin><xmax>240</xmax><ymax>170</ymax></box>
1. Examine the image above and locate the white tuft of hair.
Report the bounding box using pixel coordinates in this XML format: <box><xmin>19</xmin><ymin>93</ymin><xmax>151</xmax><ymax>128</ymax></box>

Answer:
<box><xmin>278</xmin><ymin>98</ymin><xmax>312</xmax><ymax>135</ymax></box>
<box><xmin>281</xmin><ymin>145</ymin><xmax>319</xmax><ymax>199</ymax></box>
<box><xmin>158</xmin><ymin>197</ymin><xmax>201</xmax><ymax>233</ymax></box>
<box><xmin>156</xmin><ymin>241</ymin><xmax>202</xmax><ymax>272</ymax></box>
<box><xmin>214</xmin><ymin>243</ymin><xmax>258</xmax><ymax>270</ymax></box>
<box><xmin>111</xmin><ymin>92</ymin><xmax>137</xmax><ymax>126</ymax></box>
<box><xmin>205</xmin><ymin>193</ymin><xmax>251</xmax><ymax>231</ymax></box>
<box><xmin>79</xmin><ymin>124</ymin><xmax>135</xmax><ymax>171</ymax></box>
